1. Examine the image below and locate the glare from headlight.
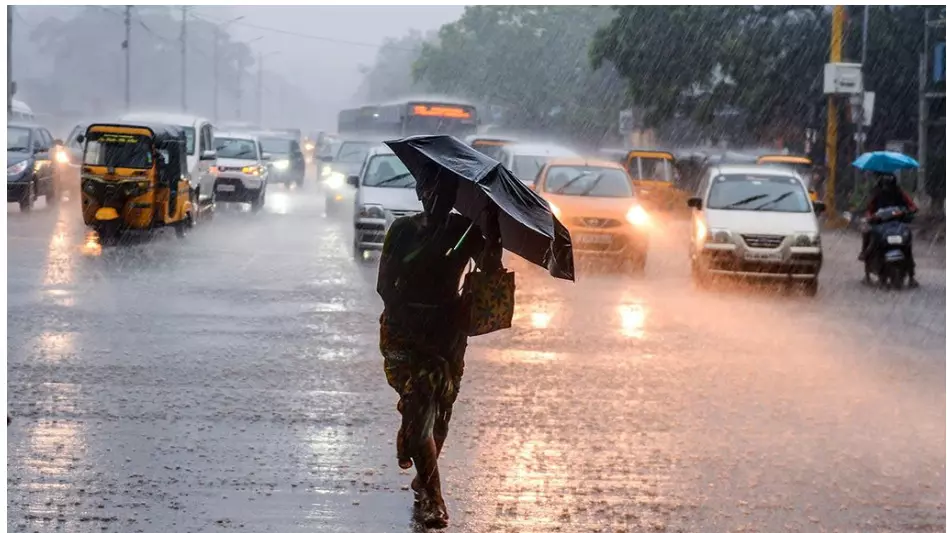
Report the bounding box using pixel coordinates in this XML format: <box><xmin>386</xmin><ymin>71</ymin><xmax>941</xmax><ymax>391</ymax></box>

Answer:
<box><xmin>325</xmin><ymin>172</ymin><xmax>344</xmax><ymax>190</ymax></box>
<box><xmin>626</xmin><ymin>204</ymin><xmax>649</xmax><ymax>226</ymax></box>
<box><xmin>305</xmin><ymin>142</ymin><xmax>315</xmax><ymax>151</ymax></box>
<box><xmin>695</xmin><ymin>219</ymin><xmax>707</xmax><ymax>242</ymax></box>
<box><xmin>321</xmin><ymin>165</ymin><xmax>332</xmax><ymax>177</ymax></box>
<box><xmin>7</xmin><ymin>160</ymin><xmax>28</xmax><ymax>175</ymax></box>
<box><xmin>55</xmin><ymin>150</ymin><xmax>70</xmax><ymax>164</ymax></box>
<box><xmin>547</xmin><ymin>201</ymin><xmax>562</xmax><ymax>219</ymax></box>
<box><xmin>273</xmin><ymin>160</ymin><xmax>290</xmax><ymax>170</ymax></box>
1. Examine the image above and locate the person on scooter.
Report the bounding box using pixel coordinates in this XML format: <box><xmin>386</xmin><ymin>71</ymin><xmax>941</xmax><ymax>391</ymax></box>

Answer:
<box><xmin>858</xmin><ymin>172</ymin><xmax>919</xmax><ymax>286</ymax></box>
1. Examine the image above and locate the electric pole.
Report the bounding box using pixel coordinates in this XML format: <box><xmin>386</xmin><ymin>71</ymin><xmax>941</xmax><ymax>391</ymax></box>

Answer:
<box><xmin>213</xmin><ymin>26</ymin><xmax>219</xmax><ymax>122</ymax></box>
<box><xmin>7</xmin><ymin>5</ymin><xmax>14</xmax><ymax>117</ymax></box>
<box><xmin>180</xmin><ymin>6</ymin><xmax>187</xmax><ymax>112</ymax></box>
<box><xmin>235</xmin><ymin>59</ymin><xmax>242</xmax><ymax>120</ymax></box>
<box><xmin>123</xmin><ymin>6</ymin><xmax>131</xmax><ymax>111</ymax></box>
<box><xmin>824</xmin><ymin>5</ymin><xmax>844</xmax><ymax>224</ymax></box>
<box><xmin>855</xmin><ymin>6</ymin><xmax>868</xmax><ymax>158</ymax></box>
<box><xmin>257</xmin><ymin>52</ymin><xmax>263</xmax><ymax>125</ymax></box>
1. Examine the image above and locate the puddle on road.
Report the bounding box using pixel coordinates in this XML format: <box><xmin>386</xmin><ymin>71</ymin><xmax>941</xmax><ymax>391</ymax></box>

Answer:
<box><xmin>32</xmin><ymin>331</ymin><xmax>77</xmax><ymax>362</ymax></box>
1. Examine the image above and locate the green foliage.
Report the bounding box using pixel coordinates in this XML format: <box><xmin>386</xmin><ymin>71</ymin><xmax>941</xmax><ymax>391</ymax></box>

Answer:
<box><xmin>354</xmin><ymin>30</ymin><xmax>433</xmax><ymax>103</ymax></box>
<box><xmin>413</xmin><ymin>6</ymin><xmax>627</xmax><ymax>139</ymax></box>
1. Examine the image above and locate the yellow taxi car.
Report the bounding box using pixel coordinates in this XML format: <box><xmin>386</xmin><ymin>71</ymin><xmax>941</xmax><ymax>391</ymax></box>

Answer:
<box><xmin>535</xmin><ymin>158</ymin><xmax>650</xmax><ymax>273</ymax></box>
<box><xmin>756</xmin><ymin>154</ymin><xmax>818</xmax><ymax>202</ymax></box>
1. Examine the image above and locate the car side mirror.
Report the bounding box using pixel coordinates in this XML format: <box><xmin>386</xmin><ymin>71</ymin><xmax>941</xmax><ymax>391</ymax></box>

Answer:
<box><xmin>687</xmin><ymin>197</ymin><xmax>703</xmax><ymax>210</ymax></box>
<box><xmin>75</xmin><ymin>134</ymin><xmax>85</xmax><ymax>144</ymax></box>
<box><xmin>346</xmin><ymin>175</ymin><xmax>359</xmax><ymax>188</ymax></box>
<box><xmin>262</xmin><ymin>152</ymin><xmax>272</xmax><ymax>161</ymax></box>
<box><xmin>812</xmin><ymin>201</ymin><xmax>826</xmax><ymax>215</ymax></box>
<box><xmin>200</xmin><ymin>149</ymin><xmax>217</xmax><ymax>161</ymax></box>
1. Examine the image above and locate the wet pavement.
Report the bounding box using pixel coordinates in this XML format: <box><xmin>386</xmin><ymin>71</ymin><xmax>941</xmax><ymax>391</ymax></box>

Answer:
<box><xmin>7</xmin><ymin>176</ymin><xmax>946</xmax><ymax>532</ymax></box>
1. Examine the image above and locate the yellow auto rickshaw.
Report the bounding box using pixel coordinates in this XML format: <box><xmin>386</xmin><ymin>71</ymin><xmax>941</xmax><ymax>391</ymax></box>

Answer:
<box><xmin>621</xmin><ymin>150</ymin><xmax>689</xmax><ymax>215</ymax></box>
<box><xmin>756</xmin><ymin>154</ymin><xmax>819</xmax><ymax>202</ymax></box>
<box><xmin>77</xmin><ymin>122</ymin><xmax>195</xmax><ymax>244</ymax></box>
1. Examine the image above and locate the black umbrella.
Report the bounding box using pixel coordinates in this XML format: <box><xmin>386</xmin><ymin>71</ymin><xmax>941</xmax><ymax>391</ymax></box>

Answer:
<box><xmin>385</xmin><ymin>134</ymin><xmax>574</xmax><ymax>281</ymax></box>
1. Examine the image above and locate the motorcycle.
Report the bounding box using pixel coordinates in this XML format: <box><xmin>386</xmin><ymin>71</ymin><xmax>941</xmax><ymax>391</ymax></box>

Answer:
<box><xmin>862</xmin><ymin>206</ymin><xmax>914</xmax><ymax>290</ymax></box>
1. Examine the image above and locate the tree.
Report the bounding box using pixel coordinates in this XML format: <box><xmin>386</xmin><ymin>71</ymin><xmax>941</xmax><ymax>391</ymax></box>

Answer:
<box><xmin>413</xmin><ymin>6</ymin><xmax>628</xmax><ymax>143</ymax></box>
<box><xmin>354</xmin><ymin>30</ymin><xmax>433</xmax><ymax>104</ymax></box>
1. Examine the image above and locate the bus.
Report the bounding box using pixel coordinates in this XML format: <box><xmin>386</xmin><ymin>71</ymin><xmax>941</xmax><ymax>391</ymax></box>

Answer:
<box><xmin>337</xmin><ymin>98</ymin><xmax>479</xmax><ymax>138</ymax></box>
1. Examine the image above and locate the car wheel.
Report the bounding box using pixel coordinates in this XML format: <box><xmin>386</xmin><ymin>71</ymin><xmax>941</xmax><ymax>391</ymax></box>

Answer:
<box><xmin>251</xmin><ymin>189</ymin><xmax>265</xmax><ymax>213</ymax></box>
<box><xmin>801</xmin><ymin>279</ymin><xmax>819</xmax><ymax>297</ymax></box>
<box><xmin>691</xmin><ymin>259</ymin><xmax>710</xmax><ymax>288</ymax></box>
<box><xmin>19</xmin><ymin>180</ymin><xmax>35</xmax><ymax>212</ymax></box>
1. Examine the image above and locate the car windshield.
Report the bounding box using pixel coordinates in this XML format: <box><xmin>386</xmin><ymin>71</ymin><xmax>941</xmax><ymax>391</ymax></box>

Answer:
<box><xmin>8</xmin><ymin>126</ymin><xmax>31</xmax><ymax>152</ymax></box>
<box><xmin>337</xmin><ymin>142</ymin><xmax>372</xmax><ymax>162</ymax></box>
<box><xmin>543</xmin><ymin>166</ymin><xmax>634</xmax><ymax>198</ymax></box>
<box><xmin>83</xmin><ymin>131</ymin><xmax>154</xmax><ymax>169</ymax></box>
<box><xmin>707</xmin><ymin>174</ymin><xmax>811</xmax><ymax>213</ymax></box>
<box><xmin>512</xmin><ymin>155</ymin><xmax>553</xmax><ymax>183</ymax></box>
<box><xmin>471</xmin><ymin>141</ymin><xmax>508</xmax><ymax>160</ymax></box>
<box><xmin>363</xmin><ymin>155</ymin><xmax>416</xmax><ymax>188</ymax></box>
<box><xmin>627</xmin><ymin>156</ymin><xmax>675</xmax><ymax>182</ymax></box>
<box><xmin>215</xmin><ymin>137</ymin><xmax>258</xmax><ymax>160</ymax></box>
<box><xmin>261</xmin><ymin>138</ymin><xmax>291</xmax><ymax>154</ymax></box>
<box><xmin>183</xmin><ymin>127</ymin><xmax>195</xmax><ymax>155</ymax></box>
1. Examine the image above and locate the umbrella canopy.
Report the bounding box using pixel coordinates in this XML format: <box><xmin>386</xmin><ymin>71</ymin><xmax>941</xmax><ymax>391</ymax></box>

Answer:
<box><xmin>852</xmin><ymin>151</ymin><xmax>919</xmax><ymax>174</ymax></box>
<box><xmin>385</xmin><ymin>135</ymin><xmax>574</xmax><ymax>281</ymax></box>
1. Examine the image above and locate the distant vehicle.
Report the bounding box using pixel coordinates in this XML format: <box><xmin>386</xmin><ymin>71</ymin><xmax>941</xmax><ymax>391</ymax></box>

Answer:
<box><xmin>534</xmin><ymin>158</ymin><xmax>650</xmax><ymax>273</ymax></box>
<box><xmin>258</xmin><ymin>132</ymin><xmax>305</xmax><ymax>187</ymax></box>
<box><xmin>464</xmin><ymin>134</ymin><xmax>517</xmax><ymax>161</ymax></box>
<box><xmin>8</xmin><ymin>99</ymin><xmax>34</xmax><ymax>121</ymax></box>
<box><xmin>862</xmin><ymin>206</ymin><xmax>915</xmax><ymax>290</ymax></box>
<box><xmin>348</xmin><ymin>145</ymin><xmax>422</xmax><ymax>262</ymax></box>
<box><xmin>212</xmin><ymin>131</ymin><xmax>269</xmax><ymax>212</ymax></box>
<box><xmin>323</xmin><ymin>139</ymin><xmax>379</xmax><ymax>217</ymax></box>
<box><xmin>686</xmin><ymin>164</ymin><xmax>824</xmax><ymax>296</ymax></box>
<box><xmin>7</xmin><ymin>121</ymin><xmax>62</xmax><ymax>211</ymax></box>
<box><xmin>338</xmin><ymin>98</ymin><xmax>479</xmax><ymax>138</ymax></box>
<box><xmin>617</xmin><ymin>149</ymin><xmax>689</xmax><ymax>214</ymax></box>
<box><xmin>121</xmin><ymin>112</ymin><xmax>217</xmax><ymax>213</ymax></box>
<box><xmin>495</xmin><ymin>142</ymin><xmax>580</xmax><ymax>186</ymax></box>
<box><xmin>756</xmin><ymin>154</ymin><xmax>818</xmax><ymax>201</ymax></box>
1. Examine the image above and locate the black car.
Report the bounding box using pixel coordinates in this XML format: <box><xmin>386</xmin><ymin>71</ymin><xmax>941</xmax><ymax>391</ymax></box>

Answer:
<box><xmin>259</xmin><ymin>133</ymin><xmax>306</xmax><ymax>187</ymax></box>
<box><xmin>7</xmin><ymin>121</ymin><xmax>62</xmax><ymax>211</ymax></box>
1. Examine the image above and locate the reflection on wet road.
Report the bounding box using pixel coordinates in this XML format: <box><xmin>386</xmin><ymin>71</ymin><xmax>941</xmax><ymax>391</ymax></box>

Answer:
<box><xmin>7</xmin><ymin>179</ymin><xmax>945</xmax><ymax>532</ymax></box>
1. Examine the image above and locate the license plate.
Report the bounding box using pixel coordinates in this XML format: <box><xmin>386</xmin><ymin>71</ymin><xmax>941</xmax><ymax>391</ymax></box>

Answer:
<box><xmin>886</xmin><ymin>235</ymin><xmax>903</xmax><ymax>244</ymax></box>
<box><xmin>576</xmin><ymin>234</ymin><xmax>613</xmax><ymax>245</ymax></box>
<box><xmin>217</xmin><ymin>184</ymin><xmax>235</xmax><ymax>192</ymax></box>
<box><xmin>744</xmin><ymin>251</ymin><xmax>781</xmax><ymax>263</ymax></box>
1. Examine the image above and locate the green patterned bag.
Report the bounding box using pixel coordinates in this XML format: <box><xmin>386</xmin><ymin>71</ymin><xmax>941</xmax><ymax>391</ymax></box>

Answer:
<box><xmin>461</xmin><ymin>267</ymin><xmax>515</xmax><ymax>337</ymax></box>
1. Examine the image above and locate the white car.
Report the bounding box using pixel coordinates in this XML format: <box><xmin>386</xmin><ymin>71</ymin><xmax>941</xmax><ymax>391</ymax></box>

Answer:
<box><xmin>212</xmin><ymin>132</ymin><xmax>268</xmax><ymax>211</ymax></box>
<box><xmin>687</xmin><ymin>165</ymin><xmax>825</xmax><ymax>295</ymax></box>
<box><xmin>323</xmin><ymin>139</ymin><xmax>377</xmax><ymax>217</ymax></box>
<box><xmin>349</xmin><ymin>146</ymin><xmax>422</xmax><ymax>262</ymax></box>
<box><xmin>121</xmin><ymin>112</ymin><xmax>217</xmax><ymax>208</ymax></box>
<box><xmin>496</xmin><ymin>142</ymin><xmax>580</xmax><ymax>186</ymax></box>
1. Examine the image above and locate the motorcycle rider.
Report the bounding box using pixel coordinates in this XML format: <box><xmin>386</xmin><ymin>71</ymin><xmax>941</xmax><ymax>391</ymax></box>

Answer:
<box><xmin>858</xmin><ymin>172</ymin><xmax>919</xmax><ymax>287</ymax></box>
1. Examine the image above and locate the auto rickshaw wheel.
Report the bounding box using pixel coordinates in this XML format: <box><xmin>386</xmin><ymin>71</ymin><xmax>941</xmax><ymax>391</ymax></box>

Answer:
<box><xmin>97</xmin><ymin>223</ymin><xmax>121</xmax><ymax>246</ymax></box>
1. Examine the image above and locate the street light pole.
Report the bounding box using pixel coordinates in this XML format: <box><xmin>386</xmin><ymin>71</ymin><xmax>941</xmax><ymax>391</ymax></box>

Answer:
<box><xmin>824</xmin><ymin>5</ymin><xmax>844</xmax><ymax>224</ymax></box>
<box><xmin>212</xmin><ymin>16</ymin><xmax>244</xmax><ymax>123</ymax></box>
<box><xmin>7</xmin><ymin>5</ymin><xmax>14</xmax><ymax>117</ymax></box>
<box><xmin>257</xmin><ymin>51</ymin><xmax>280</xmax><ymax>126</ymax></box>
<box><xmin>180</xmin><ymin>6</ymin><xmax>188</xmax><ymax>112</ymax></box>
<box><xmin>855</xmin><ymin>6</ymin><xmax>869</xmax><ymax>158</ymax></box>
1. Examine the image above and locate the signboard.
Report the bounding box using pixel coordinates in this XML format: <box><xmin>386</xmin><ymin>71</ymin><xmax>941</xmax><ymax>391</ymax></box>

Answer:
<box><xmin>410</xmin><ymin>105</ymin><xmax>472</xmax><ymax>119</ymax></box>
<box><xmin>823</xmin><ymin>62</ymin><xmax>863</xmax><ymax>95</ymax></box>
<box><xmin>851</xmin><ymin>91</ymin><xmax>876</xmax><ymax>126</ymax></box>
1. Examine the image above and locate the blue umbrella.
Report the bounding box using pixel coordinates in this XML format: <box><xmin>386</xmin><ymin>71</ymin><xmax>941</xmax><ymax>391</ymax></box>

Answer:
<box><xmin>852</xmin><ymin>151</ymin><xmax>919</xmax><ymax>173</ymax></box>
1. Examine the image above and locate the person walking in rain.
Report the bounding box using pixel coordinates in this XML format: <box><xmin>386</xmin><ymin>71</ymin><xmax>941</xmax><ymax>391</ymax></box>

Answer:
<box><xmin>376</xmin><ymin>176</ymin><xmax>502</xmax><ymax>528</ymax></box>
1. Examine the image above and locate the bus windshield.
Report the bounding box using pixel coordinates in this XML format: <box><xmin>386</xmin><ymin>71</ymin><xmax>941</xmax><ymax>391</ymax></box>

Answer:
<box><xmin>83</xmin><ymin>131</ymin><xmax>154</xmax><ymax>169</ymax></box>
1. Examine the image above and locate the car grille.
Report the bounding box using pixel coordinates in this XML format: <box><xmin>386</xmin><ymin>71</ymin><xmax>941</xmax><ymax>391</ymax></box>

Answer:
<box><xmin>217</xmin><ymin>166</ymin><xmax>242</xmax><ymax>173</ymax></box>
<box><xmin>742</xmin><ymin>234</ymin><xmax>785</xmax><ymax>249</ymax></box>
<box><xmin>388</xmin><ymin>209</ymin><xmax>420</xmax><ymax>219</ymax></box>
<box><xmin>573</xmin><ymin>217</ymin><xmax>621</xmax><ymax>229</ymax></box>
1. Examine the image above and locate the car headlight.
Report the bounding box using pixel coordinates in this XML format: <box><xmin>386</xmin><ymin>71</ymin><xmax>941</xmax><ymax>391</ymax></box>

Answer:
<box><xmin>272</xmin><ymin>160</ymin><xmax>290</xmax><ymax>171</ymax></box>
<box><xmin>325</xmin><ymin>172</ymin><xmax>345</xmax><ymax>190</ymax></box>
<box><xmin>358</xmin><ymin>203</ymin><xmax>385</xmax><ymax>219</ymax></box>
<box><xmin>625</xmin><ymin>204</ymin><xmax>649</xmax><ymax>226</ymax></box>
<box><xmin>55</xmin><ymin>150</ymin><xmax>70</xmax><ymax>164</ymax></box>
<box><xmin>794</xmin><ymin>232</ymin><xmax>821</xmax><ymax>247</ymax></box>
<box><xmin>547</xmin><ymin>201</ymin><xmax>562</xmax><ymax>219</ymax></box>
<box><xmin>321</xmin><ymin>165</ymin><xmax>332</xmax><ymax>177</ymax></box>
<box><xmin>7</xmin><ymin>160</ymin><xmax>28</xmax><ymax>176</ymax></box>
<box><xmin>305</xmin><ymin>142</ymin><xmax>315</xmax><ymax>151</ymax></box>
<box><xmin>242</xmin><ymin>165</ymin><xmax>265</xmax><ymax>177</ymax></box>
<box><xmin>708</xmin><ymin>228</ymin><xmax>733</xmax><ymax>244</ymax></box>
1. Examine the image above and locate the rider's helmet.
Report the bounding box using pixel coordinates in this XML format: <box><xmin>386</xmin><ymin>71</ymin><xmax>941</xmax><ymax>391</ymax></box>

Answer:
<box><xmin>877</xmin><ymin>173</ymin><xmax>898</xmax><ymax>191</ymax></box>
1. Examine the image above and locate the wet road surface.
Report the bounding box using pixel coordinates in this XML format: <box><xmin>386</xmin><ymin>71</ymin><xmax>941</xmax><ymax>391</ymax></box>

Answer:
<box><xmin>7</xmin><ymin>179</ymin><xmax>945</xmax><ymax>532</ymax></box>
